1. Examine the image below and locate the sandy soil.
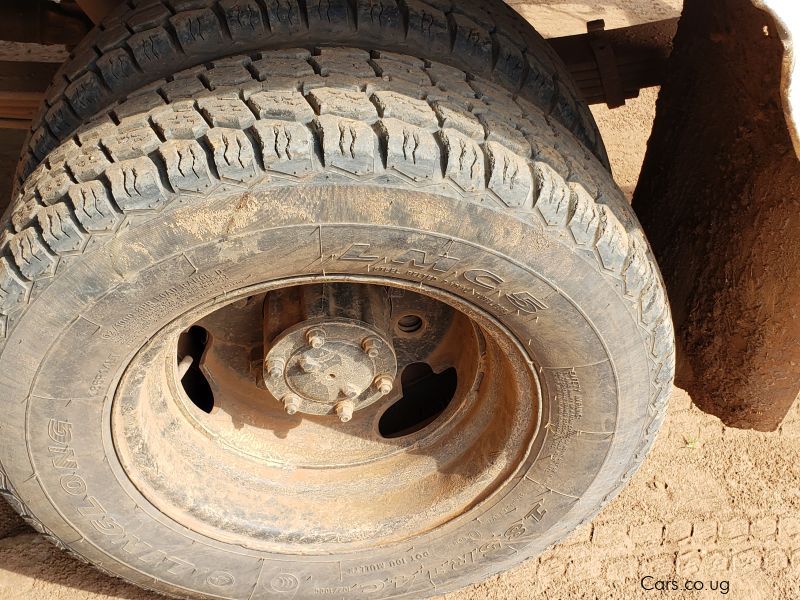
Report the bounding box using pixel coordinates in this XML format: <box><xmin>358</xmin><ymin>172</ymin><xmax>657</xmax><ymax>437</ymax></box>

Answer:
<box><xmin>2</xmin><ymin>1</ymin><xmax>799</xmax><ymax>599</ymax></box>
<box><xmin>509</xmin><ymin>0</ymin><xmax>681</xmax><ymax>36</ymax></box>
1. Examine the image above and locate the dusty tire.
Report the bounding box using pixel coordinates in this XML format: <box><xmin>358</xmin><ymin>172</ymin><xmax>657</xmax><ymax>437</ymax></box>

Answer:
<box><xmin>0</xmin><ymin>47</ymin><xmax>673</xmax><ymax>599</ymax></box>
<box><xmin>15</xmin><ymin>0</ymin><xmax>608</xmax><ymax>192</ymax></box>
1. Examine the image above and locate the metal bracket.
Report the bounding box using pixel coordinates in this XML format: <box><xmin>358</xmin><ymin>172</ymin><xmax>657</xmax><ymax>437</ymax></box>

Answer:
<box><xmin>587</xmin><ymin>19</ymin><xmax>626</xmax><ymax>108</ymax></box>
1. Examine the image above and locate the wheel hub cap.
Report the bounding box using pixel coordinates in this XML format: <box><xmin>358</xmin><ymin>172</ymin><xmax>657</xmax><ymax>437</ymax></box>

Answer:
<box><xmin>264</xmin><ymin>318</ymin><xmax>398</xmax><ymax>419</ymax></box>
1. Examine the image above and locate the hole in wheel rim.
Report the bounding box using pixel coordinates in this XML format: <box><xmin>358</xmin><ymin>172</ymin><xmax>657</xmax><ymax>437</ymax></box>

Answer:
<box><xmin>397</xmin><ymin>314</ymin><xmax>423</xmax><ymax>333</ymax></box>
<box><xmin>177</xmin><ymin>326</ymin><xmax>214</xmax><ymax>413</ymax></box>
<box><xmin>379</xmin><ymin>363</ymin><xmax>457</xmax><ymax>438</ymax></box>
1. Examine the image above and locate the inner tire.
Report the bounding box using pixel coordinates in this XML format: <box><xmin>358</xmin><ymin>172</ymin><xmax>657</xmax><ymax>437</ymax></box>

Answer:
<box><xmin>0</xmin><ymin>47</ymin><xmax>674</xmax><ymax>599</ymax></box>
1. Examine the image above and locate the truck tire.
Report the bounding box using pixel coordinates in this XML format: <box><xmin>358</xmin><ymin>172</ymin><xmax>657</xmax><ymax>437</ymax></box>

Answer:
<box><xmin>15</xmin><ymin>0</ymin><xmax>608</xmax><ymax>194</ymax></box>
<box><xmin>0</xmin><ymin>47</ymin><xmax>673</xmax><ymax>599</ymax></box>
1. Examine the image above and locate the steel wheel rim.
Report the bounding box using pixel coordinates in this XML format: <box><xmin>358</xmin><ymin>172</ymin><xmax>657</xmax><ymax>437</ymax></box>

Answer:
<box><xmin>111</xmin><ymin>275</ymin><xmax>542</xmax><ymax>554</ymax></box>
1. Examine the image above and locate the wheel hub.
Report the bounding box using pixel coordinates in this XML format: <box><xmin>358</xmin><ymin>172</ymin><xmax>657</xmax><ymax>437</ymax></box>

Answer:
<box><xmin>264</xmin><ymin>318</ymin><xmax>397</xmax><ymax>420</ymax></box>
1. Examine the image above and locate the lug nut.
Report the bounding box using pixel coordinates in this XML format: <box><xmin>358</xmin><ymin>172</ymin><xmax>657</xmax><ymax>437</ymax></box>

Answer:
<box><xmin>306</xmin><ymin>327</ymin><xmax>326</xmax><ymax>348</ymax></box>
<box><xmin>336</xmin><ymin>400</ymin><xmax>355</xmax><ymax>423</ymax></box>
<box><xmin>342</xmin><ymin>383</ymin><xmax>360</xmax><ymax>399</ymax></box>
<box><xmin>266</xmin><ymin>358</ymin><xmax>285</xmax><ymax>379</ymax></box>
<box><xmin>283</xmin><ymin>394</ymin><xmax>301</xmax><ymax>415</ymax></box>
<box><xmin>361</xmin><ymin>336</ymin><xmax>381</xmax><ymax>358</ymax></box>
<box><xmin>298</xmin><ymin>355</ymin><xmax>321</xmax><ymax>373</ymax></box>
<box><xmin>374</xmin><ymin>375</ymin><xmax>394</xmax><ymax>397</ymax></box>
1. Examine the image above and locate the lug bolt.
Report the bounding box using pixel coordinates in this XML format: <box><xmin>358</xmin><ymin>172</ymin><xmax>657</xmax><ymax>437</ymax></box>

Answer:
<box><xmin>336</xmin><ymin>400</ymin><xmax>355</xmax><ymax>423</ymax></box>
<box><xmin>283</xmin><ymin>394</ymin><xmax>301</xmax><ymax>415</ymax></box>
<box><xmin>374</xmin><ymin>375</ymin><xmax>394</xmax><ymax>397</ymax></box>
<box><xmin>298</xmin><ymin>355</ymin><xmax>321</xmax><ymax>373</ymax></box>
<box><xmin>342</xmin><ymin>383</ymin><xmax>360</xmax><ymax>399</ymax></box>
<box><xmin>266</xmin><ymin>358</ymin><xmax>285</xmax><ymax>379</ymax></box>
<box><xmin>306</xmin><ymin>327</ymin><xmax>326</xmax><ymax>348</ymax></box>
<box><xmin>361</xmin><ymin>336</ymin><xmax>381</xmax><ymax>358</ymax></box>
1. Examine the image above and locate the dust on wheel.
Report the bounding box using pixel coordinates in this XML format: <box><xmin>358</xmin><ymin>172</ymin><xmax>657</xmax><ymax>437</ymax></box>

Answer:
<box><xmin>0</xmin><ymin>32</ymin><xmax>673</xmax><ymax>600</ymax></box>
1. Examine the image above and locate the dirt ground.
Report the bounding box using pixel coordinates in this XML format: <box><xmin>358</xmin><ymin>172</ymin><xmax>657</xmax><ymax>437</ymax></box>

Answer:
<box><xmin>2</xmin><ymin>1</ymin><xmax>800</xmax><ymax>599</ymax></box>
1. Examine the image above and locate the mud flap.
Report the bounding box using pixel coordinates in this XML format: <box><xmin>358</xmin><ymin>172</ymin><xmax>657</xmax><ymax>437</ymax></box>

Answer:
<box><xmin>633</xmin><ymin>0</ymin><xmax>800</xmax><ymax>430</ymax></box>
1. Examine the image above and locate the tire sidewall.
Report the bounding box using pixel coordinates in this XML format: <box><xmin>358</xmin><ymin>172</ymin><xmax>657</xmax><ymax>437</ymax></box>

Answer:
<box><xmin>0</xmin><ymin>184</ymin><xmax>652</xmax><ymax>598</ymax></box>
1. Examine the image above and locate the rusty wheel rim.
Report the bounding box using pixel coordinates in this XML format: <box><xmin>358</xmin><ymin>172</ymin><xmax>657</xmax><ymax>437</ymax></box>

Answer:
<box><xmin>111</xmin><ymin>276</ymin><xmax>541</xmax><ymax>553</ymax></box>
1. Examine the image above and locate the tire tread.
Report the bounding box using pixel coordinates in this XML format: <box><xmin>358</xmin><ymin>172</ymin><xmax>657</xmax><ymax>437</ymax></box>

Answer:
<box><xmin>14</xmin><ymin>0</ymin><xmax>608</xmax><ymax>190</ymax></box>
